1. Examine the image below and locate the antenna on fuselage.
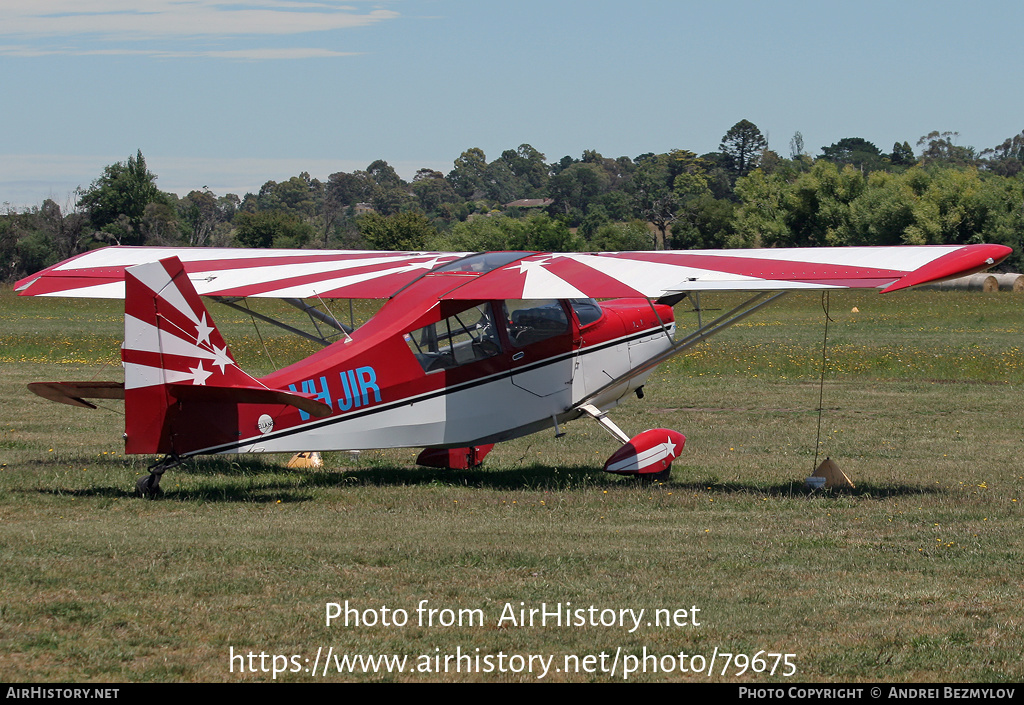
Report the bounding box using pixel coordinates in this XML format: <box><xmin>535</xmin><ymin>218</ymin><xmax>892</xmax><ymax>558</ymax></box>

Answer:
<box><xmin>311</xmin><ymin>290</ymin><xmax>352</xmax><ymax>344</ymax></box>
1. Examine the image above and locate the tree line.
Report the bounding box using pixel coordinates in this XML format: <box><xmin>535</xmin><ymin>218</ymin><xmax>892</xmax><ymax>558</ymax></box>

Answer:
<box><xmin>3</xmin><ymin>121</ymin><xmax>1023</xmax><ymax>282</ymax></box>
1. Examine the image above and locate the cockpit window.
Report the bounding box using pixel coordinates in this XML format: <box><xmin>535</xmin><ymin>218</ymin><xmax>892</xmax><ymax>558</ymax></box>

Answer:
<box><xmin>432</xmin><ymin>252</ymin><xmax>530</xmax><ymax>274</ymax></box>
<box><xmin>504</xmin><ymin>300</ymin><xmax>569</xmax><ymax>347</ymax></box>
<box><xmin>406</xmin><ymin>303</ymin><xmax>502</xmax><ymax>372</ymax></box>
<box><xmin>569</xmin><ymin>298</ymin><xmax>603</xmax><ymax>327</ymax></box>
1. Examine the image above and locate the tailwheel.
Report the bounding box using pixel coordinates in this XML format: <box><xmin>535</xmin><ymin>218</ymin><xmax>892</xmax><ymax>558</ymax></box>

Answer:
<box><xmin>135</xmin><ymin>473</ymin><xmax>164</xmax><ymax>499</ymax></box>
<box><xmin>134</xmin><ymin>453</ymin><xmax>182</xmax><ymax>499</ymax></box>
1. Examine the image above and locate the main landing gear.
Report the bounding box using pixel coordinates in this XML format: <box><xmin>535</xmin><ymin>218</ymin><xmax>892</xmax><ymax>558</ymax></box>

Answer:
<box><xmin>578</xmin><ymin>404</ymin><xmax>686</xmax><ymax>478</ymax></box>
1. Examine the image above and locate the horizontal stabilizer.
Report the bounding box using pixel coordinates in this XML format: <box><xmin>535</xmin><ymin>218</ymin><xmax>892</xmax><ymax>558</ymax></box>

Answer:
<box><xmin>28</xmin><ymin>381</ymin><xmax>125</xmax><ymax>409</ymax></box>
<box><xmin>166</xmin><ymin>384</ymin><xmax>332</xmax><ymax>418</ymax></box>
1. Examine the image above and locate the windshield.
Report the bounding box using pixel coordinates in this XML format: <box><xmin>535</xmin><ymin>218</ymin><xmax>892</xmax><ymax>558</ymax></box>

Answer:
<box><xmin>432</xmin><ymin>252</ymin><xmax>532</xmax><ymax>274</ymax></box>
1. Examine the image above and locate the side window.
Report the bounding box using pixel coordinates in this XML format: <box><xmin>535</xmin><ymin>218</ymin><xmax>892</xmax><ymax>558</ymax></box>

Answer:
<box><xmin>569</xmin><ymin>298</ymin><xmax>603</xmax><ymax>327</ymax></box>
<box><xmin>504</xmin><ymin>300</ymin><xmax>569</xmax><ymax>348</ymax></box>
<box><xmin>406</xmin><ymin>303</ymin><xmax>502</xmax><ymax>373</ymax></box>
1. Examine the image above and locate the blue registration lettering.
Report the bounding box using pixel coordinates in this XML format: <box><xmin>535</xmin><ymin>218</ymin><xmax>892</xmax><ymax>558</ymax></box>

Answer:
<box><xmin>337</xmin><ymin>371</ymin><xmax>354</xmax><ymax>411</ymax></box>
<box><xmin>289</xmin><ymin>376</ymin><xmax>333</xmax><ymax>421</ymax></box>
<box><xmin>347</xmin><ymin>369</ymin><xmax>360</xmax><ymax>408</ymax></box>
<box><xmin>337</xmin><ymin>366</ymin><xmax>381</xmax><ymax>411</ymax></box>
<box><xmin>357</xmin><ymin>366</ymin><xmax>382</xmax><ymax>406</ymax></box>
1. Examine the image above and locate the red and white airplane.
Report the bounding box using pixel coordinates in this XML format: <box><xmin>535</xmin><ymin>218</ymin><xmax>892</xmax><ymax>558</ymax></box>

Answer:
<box><xmin>16</xmin><ymin>243</ymin><xmax>1010</xmax><ymax>496</ymax></box>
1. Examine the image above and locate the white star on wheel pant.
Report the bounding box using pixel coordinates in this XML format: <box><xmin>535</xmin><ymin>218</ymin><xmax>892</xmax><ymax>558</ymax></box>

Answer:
<box><xmin>662</xmin><ymin>436</ymin><xmax>677</xmax><ymax>458</ymax></box>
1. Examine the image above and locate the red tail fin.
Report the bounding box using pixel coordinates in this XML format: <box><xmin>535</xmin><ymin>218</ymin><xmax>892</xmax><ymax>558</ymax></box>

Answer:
<box><xmin>122</xmin><ymin>257</ymin><xmax>328</xmax><ymax>455</ymax></box>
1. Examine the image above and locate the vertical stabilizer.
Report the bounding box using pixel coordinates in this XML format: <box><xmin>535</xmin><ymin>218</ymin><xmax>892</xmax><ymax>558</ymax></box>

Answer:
<box><xmin>122</xmin><ymin>257</ymin><xmax>265</xmax><ymax>454</ymax></box>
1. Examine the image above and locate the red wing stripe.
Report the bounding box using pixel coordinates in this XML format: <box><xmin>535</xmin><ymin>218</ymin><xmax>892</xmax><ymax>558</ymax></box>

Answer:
<box><xmin>15</xmin><ymin>275</ymin><xmax>123</xmax><ymax>297</ymax></box>
<box><xmin>535</xmin><ymin>257</ymin><xmax>645</xmax><ymax>298</ymax></box>
<box><xmin>438</xmin><ymin>265</ymin><xmax>527</xmax><ymax>300</ymax></box>
<box><xmin>313</xmin><ymin>270</ymin><xmax>451</xmax><ymax>299</ymax></box>
<box><xmin>204</xmin><ymin>258</ymin><xmax>441</xmax><ymax>297</ymax></box>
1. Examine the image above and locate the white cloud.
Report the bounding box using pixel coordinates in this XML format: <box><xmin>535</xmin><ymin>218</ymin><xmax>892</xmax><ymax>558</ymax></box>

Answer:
<box><xmin>1</xmin><ymin>1</ymin><xmax>398</xmax><ymax>37</ymax></box>
<box><xmin>188</xmin><ymin>48</ymin><xmax>361</xmax><ymax>60</ymax></box>
<box><xmin>0</xmin><ymin>44</ymin><xmax>360</xmax><ymax>59</ymax></box>
<box><xmin>0</xmin><ymin>1</ymin><xmax>398</xmax><ymax>58</ymax></box>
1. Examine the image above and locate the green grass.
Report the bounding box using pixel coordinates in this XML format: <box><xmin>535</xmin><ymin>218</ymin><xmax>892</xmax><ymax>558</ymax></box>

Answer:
<box><xmin>0</xmin><ymin>286</ymin><xmax>1022</xmax><ymax>682</ymax></box>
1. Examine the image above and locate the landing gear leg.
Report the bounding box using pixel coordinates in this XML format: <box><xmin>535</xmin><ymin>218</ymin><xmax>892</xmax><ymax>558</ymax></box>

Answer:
<box><xmin>135</xmin><ymin>453</ymin><xmax>182</xmax><ymax>499</ymax></box>
<box><xmin>578</xmin><ymin>404</ymin><xmax>685</xmax><ymax>477</ymax></box>
<box><xmin>639</xmin><ymin>468</ymin><xmax>672</xmax><ymax>484</ymax></box>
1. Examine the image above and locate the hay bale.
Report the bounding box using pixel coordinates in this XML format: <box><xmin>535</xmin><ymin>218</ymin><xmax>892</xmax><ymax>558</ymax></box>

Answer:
<box><xmin>919</xmin><ymin>274</ymin><xmax>998</xmax><ymax>292</ymax></box>
<box><xmin>994</xmin><ymin>273</ymin><xmax>1024</xmax><ymax>292</ymax></box>
<box><xmin>969</xmin><ymin>274</ymin><xmax>999</xmax><ymax>292</ymax></box>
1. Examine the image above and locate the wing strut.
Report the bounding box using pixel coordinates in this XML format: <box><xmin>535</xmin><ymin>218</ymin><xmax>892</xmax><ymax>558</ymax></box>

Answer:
<box><xmin>575</xmin><ymin>291</ymin><xmax>789</xmax><ymax>411</ymax></box>
<box><xmin>210</xmin><ymin>297</ymin><xmax>339</xmax><ymax>346</ymax></box>
<box><xmin>283</xmin><ymin>298</ymin><xmax>353</xmax><ymax>337</ymax></box>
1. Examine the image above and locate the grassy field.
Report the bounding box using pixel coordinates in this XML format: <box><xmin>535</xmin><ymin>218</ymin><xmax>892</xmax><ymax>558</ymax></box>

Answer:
<box><xmin>0</xmin><ymin>285</ymin><xmax>1021</xmax><ymax>682</ymax></box>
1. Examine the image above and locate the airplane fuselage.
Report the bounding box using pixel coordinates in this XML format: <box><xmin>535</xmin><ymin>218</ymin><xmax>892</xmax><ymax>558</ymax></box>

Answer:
<box><xmin>163</xmin><ymin>271</ymin><xmax>676</xmax><ymax>456</ymax></box>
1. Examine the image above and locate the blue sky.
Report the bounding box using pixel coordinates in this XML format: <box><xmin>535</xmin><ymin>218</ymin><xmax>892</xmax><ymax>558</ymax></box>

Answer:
<box><xmin>2</xmin><ymin>0</ymin><xmax>1022</xmax><ymax>207</ymax></box>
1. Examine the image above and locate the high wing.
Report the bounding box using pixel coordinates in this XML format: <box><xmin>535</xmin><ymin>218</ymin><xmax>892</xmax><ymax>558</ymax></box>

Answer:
<box><xmin>15</xmin><ymin>244</ymin><xmax>1011</xmax><ymax>301</ymax></box>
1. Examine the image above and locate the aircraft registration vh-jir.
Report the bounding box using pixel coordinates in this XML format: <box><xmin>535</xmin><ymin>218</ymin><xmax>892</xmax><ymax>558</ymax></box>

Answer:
<box><xmin>15</xmin><ymin>243</ymin><xmax>1011</xmax><ymax>497</ymax></box>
